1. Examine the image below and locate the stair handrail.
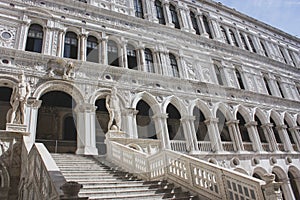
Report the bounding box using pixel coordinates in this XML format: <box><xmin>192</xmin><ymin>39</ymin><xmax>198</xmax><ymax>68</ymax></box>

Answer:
<box><xmin>106</xmin><ymin>140</ymin><xmax>267</xmax><ymax>200</ymax></box>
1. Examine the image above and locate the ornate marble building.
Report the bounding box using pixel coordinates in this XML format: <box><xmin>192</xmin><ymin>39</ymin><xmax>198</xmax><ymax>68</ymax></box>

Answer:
<box><xmin>0</xmin><ymin>0</ymin><xmax>299</xmax><ymax>199</ymax></box>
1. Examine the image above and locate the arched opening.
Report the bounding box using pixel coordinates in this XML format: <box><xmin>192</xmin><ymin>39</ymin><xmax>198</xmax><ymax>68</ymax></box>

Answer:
<box><xmin>270</xmin><ymin>117</ymin><xmax>284</xmax><ymax>151</ymax></box>
<box><xmin>95</xmin><ymin>98</ymin><xmax>109</xmax><ymax>155</ymax></box>
<box><xmin>220</xmin><ymin>26</ymin><xmax>230</xmax><ymax>44</ymax></box>
<box><xmin>25</xmin><ymin>24</ymin><xmax>43</xmax><ymax>53</ymax></box>
<box><xmin>86</xmin><ymin>35</ymin><xmax>99</xmax><ymax>63</ymax></box>
<box><xmin>252</xmin><ymin>173</ymin><xmax>262</xmax><ymax>180</ymax></box>
<box><xmin>145</xmin><ymin>48</ymin><xmax>154</xmax><ymax>73</ymax></box>
<box><xmin>255</xmin><ymin>115</ymin><xmax>269</xmax><ymax>151</ymax></box>
<box><xmin>272</xmin><ymin>171</ymin><xmax>287</xmax><ymax>200</ymax></box>
<box><xmin>288</xmin><ymin>171</ymin><xmax>300</xmax><ymax>200</ymax></box>
<box><xmin>193</xmin><ymin>107</ymin><xmax>208</xmax><ymax>141</ymax></box>
<box><xmin>217</xmin><ymin>109</ymin><xmax>232</xmax><ymax>151</ymax></box>
<box><xmin>36</xmin><ymin>91</ymin><xmax>77</xmax><ymax>153</ymax></box>
<box><xmin>190</xmin><ymin>11</ymin><xmax>200</xmax><ymax>35</ymax></box>
<box><xmin>235</xmin><ymin>69</ymin><xmax>245</xmax><ymax>90</ymax></box>
<box><xmin>284</xmin><ymin>119</ymin><xmax>297</xmax><ymax>151</ymax></box>
<box><xmin>260</xmin><ymin>41</ymin><xmax>269</xmax><ymax>57</ymax></box>
<box><xmin>169</xmin><ymin>4</ymin><xmax>180</xmax><ymax>29</ymax></box>
<box><xmin>0</xmin><ymin>87</ymin><xmax>12</xmax><ymax>130</ymax></box>
<box><xmin>240</xmin><ymin>33</ymin><xmax>249</xmax><ymax>50</ymax></box>
<box><xmin>237</xmin><ymin>112</ymin><xmax>252</xmax><ymax>151</ymax></box>
<box><xmin>247</xmin><ymin>36</ymin><xmax>256</xmax><ymax>53</ymax></box>
<box><xmin>127</xmin><ymin>44</ymin><xmax>137</xmax><ymax>70</ymax></box>
<box><xmin>202</xmin><ymin>15</ymin><xmax>212</xmax><ymax>39</ymax></box>
<box><xmin>167</xmin><ymin>104</ymin><xmax>184</xmax><ymax>140</ymax></box>
<box><xmin>136</xmin><ymin>100</ymin><xmax>156</xmax><ymax>139</ymax></box>
<box><xmin>64</xmin><ymin>32</ymin><xmax>78</xmax><ymax>59</ymax></box>
<box><xmin>229</xmin><ymin>29</ymin><xmax>239</xmax><ymax>47</ymax></box>
<box><xmin>107</xmin><ymin>40</ymin><xmax>119</xmax><ymax>67</ymax></box>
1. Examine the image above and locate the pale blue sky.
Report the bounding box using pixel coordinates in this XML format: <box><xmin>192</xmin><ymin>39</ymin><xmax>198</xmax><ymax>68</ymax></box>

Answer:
<box><xmin>217</xmin><ymin>0</ymin><xmax>300</xmax><ymax>37</ymax></box>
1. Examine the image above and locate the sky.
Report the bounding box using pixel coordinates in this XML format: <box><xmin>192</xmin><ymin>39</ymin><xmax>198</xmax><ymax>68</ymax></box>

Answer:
<box><xmin>216</xmin><ymin>0</ymin><xmax>300</xmax><ymax>38</ymax></box>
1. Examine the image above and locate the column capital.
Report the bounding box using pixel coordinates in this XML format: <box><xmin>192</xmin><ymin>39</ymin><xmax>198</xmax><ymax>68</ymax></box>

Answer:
<box><xmin>289</xmin><ymin>126</ymin><xmax>300</xmax><ymax>131</ymax></box>
<box><xmin>245</xmin><ymin>121</ymin><xmax>258</xmax><ymax>127</ymax></box>
<box><xmin>226</xmin><ymin>120</ymin><xmax>239</xmax><ymax>126</ymax></box>
<box><xmin>152</xmin><ymin>113</ymin><xmax>168</xmax><ymax>119</ymax></box>
<box><xmin>261</xmin><ymin>123</ymin><xmax>273</xmax><ymax>128</ymax></box>
<box><xmin>122</xmin><ymin>108</ymin><xmax>139</xmax><ymax>115</ymax></box>
<box><xmin>100</xmin><ymin>36</ymin><xmax>109</xmax><ymax>42</ymax></box>
<box><xmin>27</xmin><ymin>97</ymin><xmax>42</xmax><ymax>109</ymax></box>
<box><xmin>75</xmin><ymin>103</ymin><xmax>97</xmax><ymax>113</ymax></box>
<box><xmin>181</xmin><ymin>115</ymin><xmax>196</xmax><ymax>122</ymax></box>
<box><xmin>275</xmin><ymin>124</ymin><xmax>287</xmax><ymax>130</ymax></box>
<box><xmin>204</xmin><ymin>117</ymin><xmax>218</xmax><ymax>125</ymax></box>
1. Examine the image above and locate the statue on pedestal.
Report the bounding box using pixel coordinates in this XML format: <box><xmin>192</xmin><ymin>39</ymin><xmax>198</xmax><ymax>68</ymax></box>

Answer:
<box><xmin>106</xmin><ymin>87</ymin><xmax>122</xmax><ymax>131</ymax></box>
<box><xmin>9</xmin><ymin>73</ymin><xmax>31</xmax><ymax>125</ymax></box>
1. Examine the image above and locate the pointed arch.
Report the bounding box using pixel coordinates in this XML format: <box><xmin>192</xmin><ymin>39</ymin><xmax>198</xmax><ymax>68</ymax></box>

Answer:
<box><xmin>234</xmin><ymin>105</ymin><xmax>251</xmax><ymax>122</ymax></box>
<box><xmin>270</xmin><ymin>110</ymin><xmax>283</xmax><ymax>125</ymax></box>
<box><xmin>252</xmin><ymin>166</ymin><xmax>269</xmax><ymax>179</ymax></box>
<box><xmin>131</xmin><ymin>91</ymin><xmax>160</xmax><ymax>114</ymax></box>
<box><xmin>188</xmin><ymin>99</ymin><xmax>212</xmax><ymax>118</ymax></box>
<box><xmin>283</xmin><ymin>112</ymin><xmax>296</xmax><ymax>127</ymax></box>
<box><xmin>212</xmin><ymin>102</ymin><xmax>233</xmax><ymax>120</ymax></box>
<box><xmin>162</xmin><ymin>96</ymin><xmax>187</xmax><ymax>116</ymax></box>
<box><xmin>89</xmin><ymin>88</ymin><xmax>126</xmax><ymax>109</ymax></box>
<box><xmin>254</xmin><ymin>108</ymin><xmax>268</xmax><ymax>124</ymax></box>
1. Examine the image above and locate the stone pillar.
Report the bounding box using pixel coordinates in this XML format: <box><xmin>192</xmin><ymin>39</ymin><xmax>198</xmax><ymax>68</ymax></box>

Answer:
<box><xmin>235</xmin><ymin>29</ymin><xmax>243</xmax><ymax>48</ymax></box>
<box><xmin>79</xmin><ymin>33</ymin><xmax>87</xmax><ymax>61</ymax></box>
<box><xmin>123</xmin><ymin>108</ymin><xmax>139</xmax><ymax>138</ymax></box>
<box><xmin>100</xmin><ymin>36</ymin><xmax>108</xmax><ymax>65</ymax></box>
<box><xmin>17</xmin><ymin>16</ymin><xmax>31</xmax><ymax>50</ymax></box>
<box><xmin>276</xmin><ymin>125</ymin><xmax>294</xmax><ymax>152</ymax></box>
<box><xmin>75</xmin><ymin>103</ymin><xmax>98</xmax><ymax>155</ymax></box>
<box><xmin>149</xmin><ymin>0</ymin><xmax>159</xmax><ymax>23</ymax></box>
<box><xmin>245</xmin><ymin>121</ymin><xmax>264</xmax><ymax>152</ymax></box>
<box><xmin>43</xmin><ymin>26</ymin><xmax>52</xmax><ymax>55</ymax></box>
<box><xmin>279</xmin><ymin>178</ymin><xmax>296</xmax><ymax>200</ymax></box>
<box><xmin>153</xmin><ymin>113</ymin><xmax>170</xmax><ymax>149</ymax></box>
<box><xmin>261</xmin><ymin>123</ymin><xmax>279</xmax><ymax>152</ymax></box>
<box><xmin>204</xmin><ymin>117</ymin><xmax>223</xmax><ymax>152</ymax></box>
<box><xmin>289</xmin><ymin>127</ymin><xmax>300</xmax><ymax>151</ymax></box>
<box><xmin>121</xmin><ymin>40</ymin><xmax>128</xmax><ymax>69</ymax></box>
<box><xmin>139</xmin><ymin>47</ymin><xmax>146</xmax><ymax>71</ymax></box>
<box><xmin>56</xmin><ymin>29</ymin><xmax>65</xmax><ymax>57</ymax></box>
<box><xmin>153</xmin><ymin>50</ymin><xmax>162</xmax><ymax>74</ymax></box>
<box><xmin>225</xmin><ymin>27</ymin><xmax>233</xmax><ymax>45</ymax></box>
<box><xmin>178</xmin><ymin>54</ymin><xmax>187</xmax><ymax>79</ymax></box>
<box><xmin>24</xmin><ymin>98</ymin><xmax>42</xmax><ymax>147</ymax></box>
<box><xmin>226</xmin><ymin>120</ymin><xmax>244</xmax><ymax>151</ymax></box>
<box><xmin>162</xmin><ymin>0</ymin><xmax>174</xmax><ymax>27</ymax></box>
<box><xmin>210</xmin><ymin>19</ymin><xmax>222</xmax><ymax>41</ymax></box>
<box><xmin>177</xmin><ymin>3</ymin><xmax>189</xmax><ymax>32</ymax></box>
<box><xmin>127</xmin><ymin>0</ymin><xmax>135</xmax><ymax>16</ymax></box>
<box><xmin>261</xmin><ymin>174</ymin><xmax>283</xmax><ymax>200</ymax></box>
<box><xmin>197</xmin><ymin>14</ymin><xmax>209</xmax><ymax>38</ymax></box>
<box><xmin>185</xmin><ymin>8</ymin><xmax>195</xmax><ymax>33</ymax></box>
<box><xmin>181</xmin><ymin>115</ymin><xmax>197</xmax><ymax>152</ymax></box>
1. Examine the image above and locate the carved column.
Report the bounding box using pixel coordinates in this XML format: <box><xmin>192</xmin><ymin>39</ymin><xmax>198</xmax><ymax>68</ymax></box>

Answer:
<box><xmin>210</xmin><ymin>19</ymin><xmax>222</xmax><ymax>41</ymax></box>
<box><xmin>138</xmin><ymin>47</ymin><xmax>146</xmax><ymax>71</ymax></box>
<box><xmin>225</xmin><ymin>27</ymin><xmax>233</xmax><ymax>46</ymax></box>
<box><xmin>17</xmin><ymin>16</ymin><xmax>31</xmax><ymax>50</ymax></box>
<box><xmin>127</xmin><ymin>0</ymin><xmax>135</xmax><ymax>16</ymax></box>
<box><xmin>289</xmin><ymin>127</ymin><xmax>300</xmax><ymax>151</ymax></box>
<box><xmin>197</xmin><ymin>13</ymin><xmax>209</xmax><ymax>38</ymax></box>
<box><xmin>261</xmin><ymin>123</ymin><xmax>279</xmax><ymax>152</ymax></box>
<box><xmin>177</xmin><ymin>3</ymin><xmax>189</xmax><ymax>32</ymax></box>
<box><xmin>124</xmin><ymin>108</ymin><xmax>139</xmax><ymax>138</ymax></box>
<box><xmin>24</xmin><ymin>98</ymin><xmax>42</xmax><ymax>146</ymax></box>
<box><xmin>204</xmin><ymin>117</ymin><xmax>223</xmax><ymax>152</ymax></box>
<box><xmin>153</xmin><ymin>50</ymin><xmax>162</xmax><ymax>75</ymax></box>
<box><xmin>178</xmin><ymin>54</ymin><xmax>187</xmax><ymax>79</ymax></box>
<box><xmin>226</xmin><ymin>120</ymin><xmax>244</xmax><ymax>151</ymax></box>
<box><xmin>100</xmin><ymin>36</ymin><xmax>108</xmax><ymax>64</ymax></box>
<box><xmin>75</xmin><ymin>103</ymin><xmax>98</xmax><ymax>155</ymax></box>
<box><xmin>149</xmin><ymin>0</ymin><xmax>159</xmax><ymax>23</ymax></box>
<box><xmin>276</xmin><ymin>125</ymin><xmax>294</xmax><ymax>152</ymax></box>
<box><xmin>56</xmin><ymin>29</ymin><xmax>66</xmax><ymax>57</ymax></box>
<box><xmin>79</xmin><ymin>33</ymin><xmax>87</xmax><ymax>61</ymax></box>
<box><xmin>245</xmin><ymin>121</ymin><xmax>264</xmax><ymax>152</ymax></box>
<box><xmin>43</xmin><ymin>26</ymin><xmax>52</xmax><ymax>55</ymax></box>
<box><xmin>121</xmin><ymin>40</ymin><xmax>128</xmax><ymax>69</ymax></box>
<box><xmin>181</xmin><ymin>115</ymin><xmax>198</xmax><ymax>152</ymax></box>
<box><xmin>152</xmin><ymin>113</ymin><xmax>170</xmax><ymax>149</ymax></box>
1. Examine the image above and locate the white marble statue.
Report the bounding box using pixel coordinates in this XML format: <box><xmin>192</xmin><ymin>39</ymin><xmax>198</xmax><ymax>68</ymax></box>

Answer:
<box><xmin>106</xmin><ymin>87</ymin><xmax>121</xmax><ymax>131</ymax></box>
<box><xmin>9</xmin><ymin>73</ymin><xmax>31</xmax><ymax>124</ymax></box>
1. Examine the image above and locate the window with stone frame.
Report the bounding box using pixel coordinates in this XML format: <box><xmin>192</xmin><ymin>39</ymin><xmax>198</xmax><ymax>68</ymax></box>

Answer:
<box><xmin>263</xmin><ymin>76</ymin><xmax>272</xmax><ymax>95</ymax></box>
<box><xmin>190</xmin><ymin>11</ymin><xmax>200</xmax><ymax>35</ymax></box>
<box><xmin>169</xmin><ymin>4</ymin><xmax>180</xmax><ymax>29</ymax></box>
<box><xmin>214</xmin><ymin>64</ymin><xmax>224</xmax><ymax>86</ymax></box>
<box><xmin>169</xmin><ymin>53</ymin><xmax>180</xmax><ymax>77</ymax></box>
<box><xmin>275</xmin><ymin>78</ymin><xmax>285</xmax><ymax>98</ymax></box>
<box><xmin>229</xmin><ymin>29</ymin><xmax>239</xmax><ymax>47</ymax></box>
<box><xmin>202</xmin><ymin>15</ymin><xmax>212</xmax><ymax>39</ymax></box>
<box><xmin>240</xmin><ymin>33</ymin><xmax>249</xmax><ymax>50</ymax></box>
<box><xmin>107</xmin><ymin>40</ymin><xmax>119</xmax><ymax>67</ymax></box>
<box><xmin>235</xmin><ymin>68</ymin><xmax>245</xmax><ymax>90</ymax></box>
<box><xmin>278</xmin><ymin>47</ymin><xmax>288</xmax><ymax>64</ymax></box>
<box><xmin>25</xmin><ymin>24</ymin><xmax>43</xmax><ymax>53</ymax></box>
<box><xmin>144</xmin><ymin>48</ymin><xmax>155</xmax><ymax>73</ymax></box>
<box><xmin>288</xmin><ymin>50</ymin><xmax>297</xmax><ymax>67</ymax></box>
<box><xmin>64</xmin><ymin>31</ymin><xmax>78</xmax><ymax>59</ymax></box>
<box><xmin>127</xmin><ymin>44</ymin><xmax>137</xmax><ymax>70</ymax></box>
<box><xmin>134</xmin><ymin>0</ymin><xmax>144</xmax><ymax>19</ymax></box>
<box><xmin>220</xmin><ymin>26</ymin><xmax>230</xmax><ymax>44</ymax></box>
<box><xmin>86</xmin><ymin>35</ymin><xmax>99</xmax><ymax>63</ymax></box>
<box><xmin>155</xmin><ymin>0</ymin><xmax>165</xmax><ymax>25</ymax></box>
<box><xmin>260</xmin><ymin>40</ymin><xmax>269</xmax><ymax>57</ymax></box>
<box><xmin>247</xmin><ymin>36</ymin><xmax>257</xmax><ymax>53</ymax></box>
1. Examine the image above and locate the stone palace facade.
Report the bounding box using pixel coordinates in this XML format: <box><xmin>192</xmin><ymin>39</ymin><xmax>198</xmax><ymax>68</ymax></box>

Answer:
<box><xmin>0</xmin><ymin>0</ymin><xmax>299</xmax><ymax>199</ymax></box>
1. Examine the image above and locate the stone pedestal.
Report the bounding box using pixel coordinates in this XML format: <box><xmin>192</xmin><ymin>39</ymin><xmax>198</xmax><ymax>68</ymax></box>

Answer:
<box><xmin>106</xmin><ymin>130</ymin><xmax>127</xmax><ymax>139</ymax></box>
<box><xmin>6</xmin><ymin>123</ymin><xmax>29</xmax><ymax>135</ymax></box>
<box><xmin>262</xmin><ymin>174</ymin><xmax>283</xmax><ymax>200</ymax></box>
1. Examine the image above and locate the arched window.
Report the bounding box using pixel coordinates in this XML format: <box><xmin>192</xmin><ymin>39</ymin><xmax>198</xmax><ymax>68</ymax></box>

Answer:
<box><xmin>214</xmin><ymin>64</ymin><xmax>224</xmax><ymax>85</ymax></box>
<box><xmin>167</xmin><ymin>104</ymin><xmax>184</xmax><ymax>141</ymax></box>
<box><xmin>193</xmin><ymin>107</ymin><xmax>208</xmax><ymax>141</ymax></box>
<box><xmin>107</xmin><ymin>40</ymin><xmax>119</xmax><ymax>67</ymax></box>
<box><xmin>169</xmin><ymin>4</ymin><xmax>180</xmax><ymax>29</ymax></box>
<box><xmin>237</xmin><ymin>113</ymin><xmax>251</xmax><ymax>142</ymax></box>
<box><xmin>260</xmin><ymin>41</ymin><xmax>269</xmax><ymax>57</ymax></box>
<box><xmin>127</xmin><ymin>44</ymin><xmax>137</xmax><ymax>70</ymax></box>
<box><xmin>255</xmin><ymin>116</ymin><xmax>267</xmax><ymax>143</ymax></box>
<box><xmin>202</xmin><ymin>15</ymin><xmax>212</xmax><ymax>39</ymax></box>
<box><xmin>235</xmin><ymin>69</ymin><xmax>245</xmax><ymax>90</ymax></box>
<box><xmin>229</xmin><ymin>29</ymin><xmax>239</xmax><ymax>47</ymax></box>
<box><xmin>64</xmin><ymin>32</ymin><xmax>78</xmax><ymax>59</ymax></box>
<box><xmin>86</xmin><ymin>36</ymin><xmax>99</xmax><ymax>63</ymax></box>
<box><xmin>288</xmin><ymin>171</ymin><xmax>300</xmax><ymax>200</ymax></box>
<box><xmin>136</xmin><ymin>100</ymin><xmax>156</xmax><ymax>139</ymax></box>
<box><xmin>284</xmin><ymin>119</ymin><xmax>296</xmax><ymax>147</ymax></box>
<box><xmin>217</xmin><ymin>110</ymin><xmax>231</xmax><ymax>142</ymax></box>
<box><xmin>169</xmin><ymin>53</ymin><xmax>179</xmax><ymax>77</ymax></box>
<box><xmin>220</xmin><ymin>26</ymin><xmax>230</xmax><ymax>44</ymax></box>
<box><xmin>270</xmin><ymin>118</ymin><xmax>282</xmax><ymax>144</ymax></box>
<box><xmin>25</xmin><ymin>24</ymin><xmax>43</xmax><ymax>53</ymax></box>
<box><xmin>155</xmin><ymin>0</ymin><xmax>165</xmax><ymax>25</ymax></box>
<box><xmin>240</xmin><ymin>33</ymin><xmax>249</xmax><ymax>50</ymax></box>
<box><xmin>144</xmin><ymin>48</ymin><xmax>155</xmax><ymax>73</ymax></box>
<box><xmin>247</xmin><ymin>36</ymin><xmax>256</xmax><ymax>53</ymax></box>
<box><xmin>134</xmin><ymin>0</ymin><xmax>144</xmax><ymax>19</ymax></box>
<box><xmin>190</xmin><ymin>11</ymin><xmax>200</xmax><ymax>35</ymax></box>
<box><xmin>279</xmin><ymin>47</ymin><xmax>288</xmax><ymax>64</ymax></box>
<box><xmin>263</xmin><ymin>77</ymin><xmax>272</xmax><ymax>95</ymax></box>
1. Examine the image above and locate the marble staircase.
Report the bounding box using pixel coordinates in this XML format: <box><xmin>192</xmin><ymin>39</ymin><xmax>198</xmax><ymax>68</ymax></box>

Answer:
<box><xmin>51</xmin><ymin>153</ymin><xmax>198</xmax><ymax>200</ymax></box>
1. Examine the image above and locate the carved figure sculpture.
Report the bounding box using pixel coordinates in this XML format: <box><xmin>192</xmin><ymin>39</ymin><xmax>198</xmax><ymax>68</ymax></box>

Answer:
<box><xmin>47</xmin><ymin>59</ymin><xmax>75</xmax><ymax>79</ymax></box>
<box><xmin>106</xmin><ymin>87</ymin><xmax>122</xmax><ymax>131</ymax></box>
<box><xmin>9</xmin><ymin>73</ymin><xmax>31</xmax><ymax>124</ymax></box>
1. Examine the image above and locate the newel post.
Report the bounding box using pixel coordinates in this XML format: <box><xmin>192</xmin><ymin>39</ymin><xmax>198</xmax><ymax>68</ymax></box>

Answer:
<box><xmin>261</xmin><ymin>174</ymin><xmax>283</xmax><ymax>200</ymax></box>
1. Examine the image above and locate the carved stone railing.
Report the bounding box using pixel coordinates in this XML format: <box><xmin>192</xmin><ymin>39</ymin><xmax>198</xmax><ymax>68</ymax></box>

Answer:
<box><xmin>170</xmin><ymin>140</ymin><xmax>188</xmax><ymax>152</ymax></box>
<box><xmin>261</xmin><ymin>143</ymin><xmax>271</xmax><ymax>152</ymax></box>
<box><xmin>197</xmin><ymin>141</ymin><xmax>213</xmax><ymax>152</ymax></box>
<box><xmin>106</xmin><ymin>140</ymin><xmax>268</xmax><ymax>200</ymax></box>
<box><xmin>24</xmin><ymin>143</ymin><xmax>65</xmax><ymax>200</ymax></box>
<box><xmin>222</xmin><ymin>142</ymin><xmax>235</xmax><ymax>151</ymax></box>
<box><xmin>243</xmin><ymin>142</ymin><xmax>254</xmax><ymax>152</ymax></box>
<box><xmin>292</xmin><ymin>144</ymin><xmax>298</xmax><ymax>152</ymax></box>
<box><xmin>277</xmin><ymin>144</ymin><xmax>285</xmax><ymax>152</ymax></box>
